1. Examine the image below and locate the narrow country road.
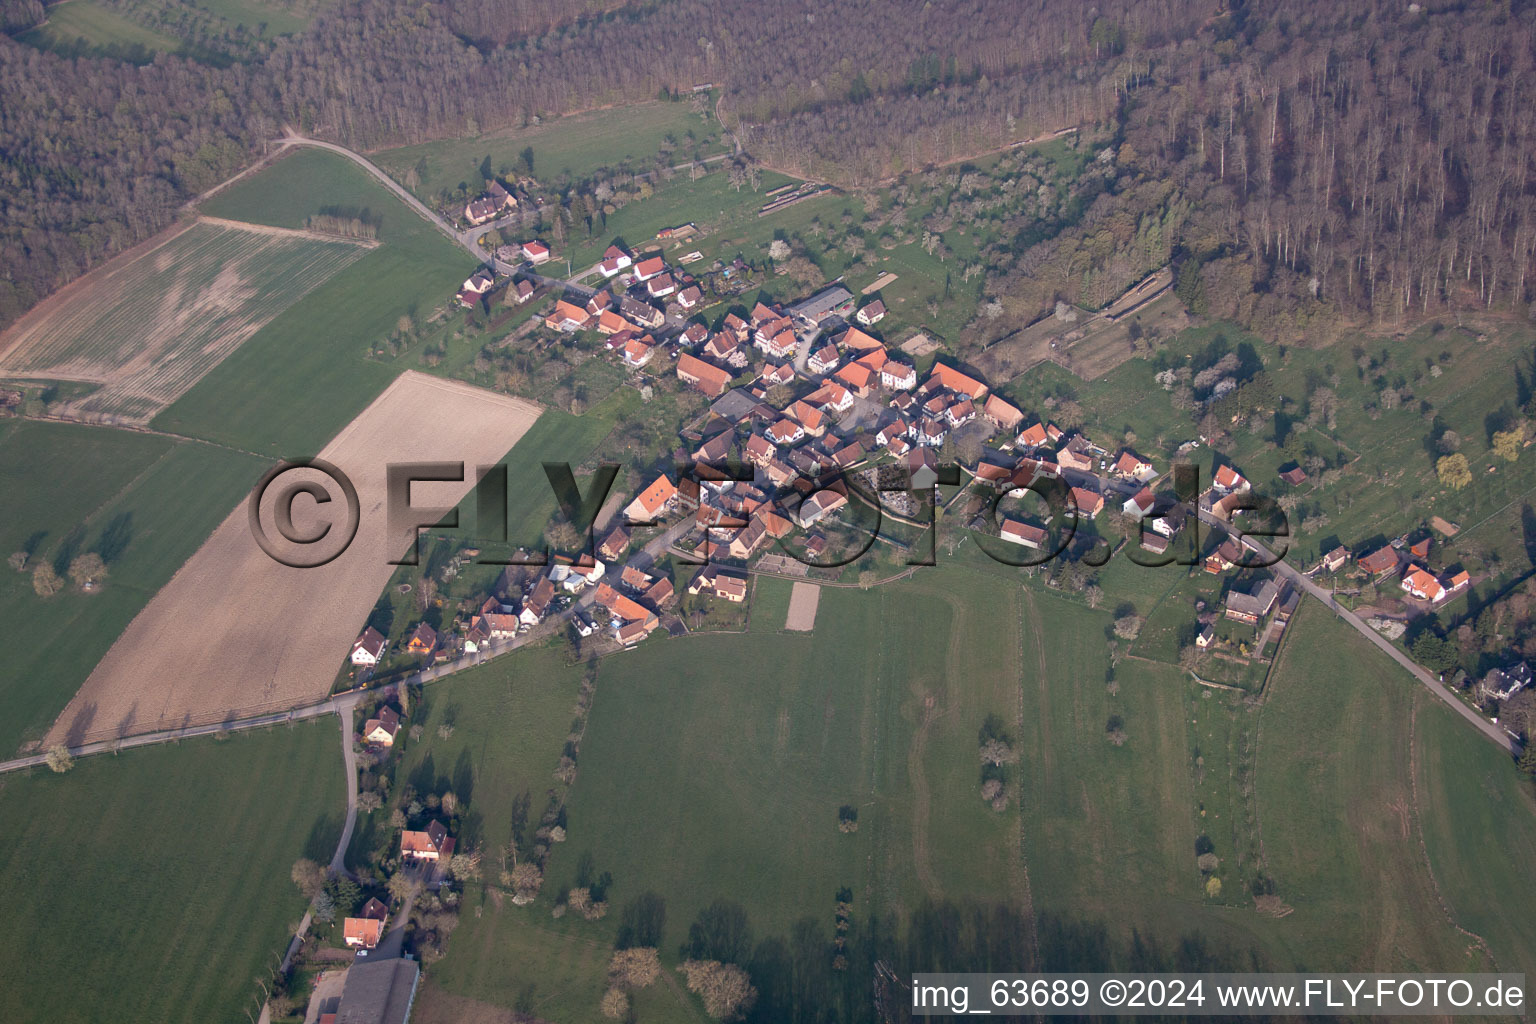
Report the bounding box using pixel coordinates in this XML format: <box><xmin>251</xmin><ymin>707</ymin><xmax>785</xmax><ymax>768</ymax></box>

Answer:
<box><xmin>1199</xmin><ymin>509</ymin><xmax>1522</xmax><ymax>756</ymax></box>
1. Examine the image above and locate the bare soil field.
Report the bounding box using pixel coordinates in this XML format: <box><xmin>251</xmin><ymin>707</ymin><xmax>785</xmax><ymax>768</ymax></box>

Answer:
<box><xmin>0</xmin><ymin>218</ymin><xmax>372</xmax><ymax>424</ymax></box>
<box><xmin>863</xmin><ymin>272</ymin><xmax>899</xmax><ymax>295</ymax></box>
<box><xmin>784</xmin><ymin>581</ymin><xmax>822</xmax><ymax>631</ymax></box>
<box><xmin>44</xmin><ymin>372</ymin><xmax>541</xmax><ymax>746</ymax></box>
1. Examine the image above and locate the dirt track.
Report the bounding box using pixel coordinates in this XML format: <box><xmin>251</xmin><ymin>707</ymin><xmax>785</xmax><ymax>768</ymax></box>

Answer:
<box><xmin>44</xmin><ymin>372</ymin><xmax>541</xmax><ymax>746</ymax></box>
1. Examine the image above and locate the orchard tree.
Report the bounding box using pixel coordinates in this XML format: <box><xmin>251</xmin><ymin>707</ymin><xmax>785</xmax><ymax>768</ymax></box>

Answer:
<box><xmin>1436</xmin><ymin>453</ymin><xmax>1472</xmax><ymax>490</ymax></box>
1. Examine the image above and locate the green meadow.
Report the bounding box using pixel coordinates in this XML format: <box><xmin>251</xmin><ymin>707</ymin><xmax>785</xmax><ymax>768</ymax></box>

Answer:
<box><xmin>0</xmin><ymin>720</ymin><xmax>343</xmax><ymax>1024</ymax></box>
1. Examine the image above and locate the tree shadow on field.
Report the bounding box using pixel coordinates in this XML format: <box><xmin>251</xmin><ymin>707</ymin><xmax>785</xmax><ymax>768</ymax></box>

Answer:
<box><xmin>62</xmin><ymin>702</ymin><xmax>97</xmax><ymax>748</ymax></box>
<box><xmin>303</xmin><ymin>812</ymin><xmax>343</xmax><ymax>862</ymax></box>
<box><xmin>452</xmin><ymin>748</ymin><xmax>475</xmax><ymax>807</ymax></box>
<box><xmin>92</xmin><ymin>512</ymin><xmax>134</xmax><ymax>564</ymax></box>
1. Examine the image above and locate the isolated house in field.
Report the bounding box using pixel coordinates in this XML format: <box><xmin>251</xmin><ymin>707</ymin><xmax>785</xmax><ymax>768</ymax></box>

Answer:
<box><xmin>362</xmin><ymin>705</ymin><xmax>401</xmax><ymax>746</ymax></box>
<box><xmin>1195</xmin><ymin>624</ymin><xmax>1214</xmax><ymax>648</ymax></box>
<box><xmin>400</xmin><ymin>819</ymin><xmax>451</xmax><ymax>862</ymax></box>
<box><xmin>351</xmin><ymin>627</ymin><xmax>386</xmax><ymax>667</ymax></box>
<box><xmin>405</xmin><ymin>623</ymin><xmax>437</xmax><ymax>655</ymax></box>
<box><xmin>625</xmin><ymin>474</ymin><xmax>679</xmax><ymax>523</ymax></box>
<box><xmin>343</xmin><ymin>916</ymin><xmax>386</xmax><ymax>949</ymax></box>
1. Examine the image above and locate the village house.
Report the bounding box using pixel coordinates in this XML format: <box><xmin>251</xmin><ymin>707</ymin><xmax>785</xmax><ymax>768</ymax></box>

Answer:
<box><xmin>457</xmin><ymin>268</ymin><xmax>495</xmax><ymax>308</ymax></box>
<box><xmin>1212</xmin><ymin>464</ymin><xmax>1249</xmax><ymax>494</ymax></box>
<box><xmin>599</xmin><ymin>244</ymin><xmax>634</xmax><ymax>277</ymax></box>
<box><xmin>632</xmin><ymin>255</ymin><xmax>666</xmax><ymax>282</ymax></box>
<box><xmin>400</xmin><ymin>819</ymin><xmax>453</xmax><ymax>862</ymax></box>
<box><xmin>625</xmin><ymin>474</ymin><xmax>679</xmax><ymax>523</ymax></box>
<box><xmin>521</xmin><ymin>240</ymin><xmax>551</xmax><ymax>264</ymax></box>
<box><xmin>619</xmin><ymin>294</ymin><xmax>665</xmax><ymax>329</ymax></box>
<box><xmin>982</xmin><ymin>395</ymin><xmax>1024</xmax><ymax>434</ymax></box>
<box><xmin>362</xmin><ymin>705</ymin><xmax>401</xmax><ymax>746</ymax></box>
<box><xmin>1279</xmin><ymin>465</ymin><xmax>1308</xmax><ymax>486</ymax></box>
<box><xmin>595</xmin><ymin>308</ymin><xmax>637</xmax><ymax>335</ymax></box>
<box><xmin>925</xmin><ymin>361</ymin><xmax>990</xmax><ymax>400</ymax></box>
<box><xmin>1068</xmin><ymin>487</ymin><xmax>1104</xmax><ymax>520</ymax></box>
<box><xmin>1113</xmin><ymin>450</ymin><xmax>1155</xmax><ymax>482</ymax></box>
<box><xmin>343</xmin><ymin>916</ymin><xmax>386</xmax><ymax>950</ymax></box>
<box><xmin>1122</xmin><ymin>486</ymin><xmax>1155</xmax><ymax>520</ymax></box>
<box><xmin>646</xmin><ymin>272</ymin><xmax>678</xmax><ymax>299</ymax></box>
<box><xmin>351</xmin><ymin>627</ymin><xmax>386</xmax><ymax>667</ymax></box>
<box><xmin>676</xmin><ymin>285</ymin><xmax>703</xmax><ymax>309</ymax></box>
<box><xmin>689</xmin><ymin>564</ymin><xmax>749</xmax><ymax>602</ymax></box>
<box><xmin>787</xmin><ymin>284</ymin><xmax>856</xmax><ymax>326</ymax></box>
<box><xmin>797</xmin><ymin>489</ymin><xmax>848</xmax><ymax>527</ymax></box>
<box><xmin>881</xmin><ymin>359</ymin><xmax>917</xmax><ymax>390</ymax></box>
<box><xmin>519</xmin><ymin>576</ymin><xmax>556</xmax><ymax>627</ymax></box>
<box><xmin>597</xmin><ymin>526</ymin><xmax>631</xmax><ymax>561</ymax></box>
<box><xmin>1204</xmin><ymin>537</ymin><xmax>1247</xmax><ymax>574</ymax></box>
<box><xmin>677</xmin><ymin>353</ymin><xmax>733</xmax><ymax>398</ymax></box>
<box><xmin>855</xmin><ymin>299</ymin><xmax>886</xmax><ymax>325</ymax></box>
<box><xmin>511</xmin><ymin>279</ymin><xmax>536</xmax><ymax>304</ymax></box>
<box><xmin>999</xmin><ymin>517</ymin><xmax>1048</xmax><ymax>549</ymax></box>
<box><xmin>1322</xmin><ymin>546</ymin><xmax>1349</xmax><ymax>573</ymax></box>
<box><xmin>1480</xmin><ymin>662</ymin><xmax>1532</xmax><ymax>703</ymax></box>
<box><xmin>807</xmin><ymin>342</ymin><xmax>840</xmax><ymax>375</ymax></box>
<box><xmin>620</xmin><ymin>335</ymin><xmax>655</xmax><ymax>368</ymax></box>
<box><xmin>1140</xmin><ymin>532</ymin><xmax>1170</xmax><ymax>555</ymax></box>
<box><xmin>545</xmin><ymin>299</ymin><xmax>592</xmax><ymax>332</ymax></box>
<box><xmin>1401</xmin><ymin>566</ymin><xmax>1445</xmax><ymax>603</ymax></box>
<box><xmin>1358</xmin><ymin>546</ymin><xmax>1400</xmax><ymax>577</ymax></box>
<box><xmin>405</xmin><ymin>623</ymin><xmax>437</xmax><ymax>656</ymax></box>
<box><xmin>1224</xmin><ymin>579</ymin><xmax>1280</xmax><ymax>625</ymax></box>
<box><xmin>1195</xmin><ymin>624</ymin><xmax>1214</xmax><ymax>648</ymax></box>
<box><xmin>464</xmin><ymin>180</ymin><xmax>516</xmax><ymax>225</ymax></box>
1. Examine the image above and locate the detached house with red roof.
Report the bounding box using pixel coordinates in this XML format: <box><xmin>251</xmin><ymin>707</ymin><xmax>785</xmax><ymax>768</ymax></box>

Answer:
<box><xmin>1212</xmin><ymin>464</ymin><xmax>1249</xmax><ymax>494</ymax></box>
<box><xmin>344</xmin><ymin>916</ymin><xmax>386</xmax><ymax>950</ymax></box>
<box><xmin>625</xmin><ymin>474</ymin><xmax>679</xmax><ymax>523</ymax></box>
<box><xmin>521</xmin><ymin>240</ymin><xmax>551</xmax><ymax>264</ymax></box>
<box><xmin>599</xmin><ymin>244</ymin><xmax>633</xmax><ymax>277</ymax></box>
<box><xmin>351</xmin><ymin>627</ymin><xmax>386</xmax><ymax>667</ymax></box>
<box><xmin>632</xmin><ymin>255</ymin><xmax>667</xmax><ymax>282</ymax></box>
<box><xmin>677</xmin><ymin>353</ymin><xmax>733</xmax><ymax>398</ymax></box>
<box><xmin>1068</xmin><ymin>487</ymin><xmax>1105</xmax><ymax>520</ymax></box>
<box><xmin>400</xmin><ymin>819</ymin><xmax>452</xmax><ymax>862</ymax></box>
<box><xmin>362</xmin><ymin>705</ymin><xmax>401</xmax><ymax>746</ymax></box>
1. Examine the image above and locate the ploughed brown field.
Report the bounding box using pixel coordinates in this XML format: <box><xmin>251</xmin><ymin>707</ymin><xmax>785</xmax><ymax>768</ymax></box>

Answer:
<box><xmin>44</xmin><ymin>372</ymin><xmax>541</xmax><ymax>746</ymax></box>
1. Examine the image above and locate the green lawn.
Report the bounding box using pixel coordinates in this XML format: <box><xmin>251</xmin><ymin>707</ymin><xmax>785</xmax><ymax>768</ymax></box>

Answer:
<box><xmin>18</xmin><ymin>1</ymin><xmax>180</xmax><ymax>61</ymax></box>
<box><xmin>0</xmin><ymin>420</ymin><xmax>263</xmax><ymax>752</ymax></box>
<box><xmin>156</xmin><ymin>147</ymin><xmax>475</xmax><ymax>453</ymax></box>
<box><xmin>194</xmin><ymin>0</ymin><xmax>310</xmax><ymax>35</ymax></box>
<box><xmin>0</xmin><ymin>720</ymin><xmax>343</xmax><ymax>1024</ymax></box>
<box><xmin>1252</xmin><ymin>604</ymin><xmax>1493</xmax><ymax>971</ymax></box>
<box><xmin>374</xmin><ymin>101</ymin><xmax>725</xmax><ymax>200</ymax></box>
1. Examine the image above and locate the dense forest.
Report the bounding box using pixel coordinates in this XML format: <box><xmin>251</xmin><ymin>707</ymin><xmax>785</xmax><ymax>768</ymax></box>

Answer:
<box><xmin>4</xmin><ymin>0</ymin><xmax>1536</xmax><ymax>343</ymax></box>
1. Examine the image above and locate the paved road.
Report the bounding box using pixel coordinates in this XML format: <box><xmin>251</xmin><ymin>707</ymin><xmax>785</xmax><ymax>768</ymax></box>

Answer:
<box><xmin>330</xmin><ymin>694</ymin><xmax>362</xmax><ymax>875</ymax></box>
<box><xmin>1199</xmin><ymin>509</ymin><xmax>1522</xmax><ymax>756</ymax></box>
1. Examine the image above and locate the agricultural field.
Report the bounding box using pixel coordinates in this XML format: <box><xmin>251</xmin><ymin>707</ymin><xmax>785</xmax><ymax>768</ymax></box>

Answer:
<box><xmin>46</xmin><ymin>372</ymin><xmax>540</xmax><ymax>747</ymax></box>
<box><xmin>0</xmin><ymin>720</ymin><xmax>343</xmax><ymax>1024</ymax></box>
<box><xmin>0</xmin><ymin>220</ymin><xmax>371</xmax><ymax>424</ymax></box>
<box><xmin>156</xmin><ymin>147</ymin><xmax>475</xmax><ymax>453</ymax></box>
<box><xmin>1251</xmin><ymin>604</ymin><xmax>1519</xmax><ymax>972</ymax></box>
<box><xmin>16</xmin><ymin>0</ymin><xmax>180</xmax><ymax>61</ymax></box>
<box><xmin>0</xmin><ymin>419</ymin><xmax>265</xmax><ymax>753</ymax></box>
<box><xmin>374</xmin><ymin>101</ymin><xmax>725</xmax><ymax>201</ymax></box>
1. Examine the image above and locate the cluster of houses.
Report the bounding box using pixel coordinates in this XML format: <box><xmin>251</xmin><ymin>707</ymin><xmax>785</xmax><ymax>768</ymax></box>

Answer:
<box><xmin>1322</xmin><ymin>533</ymin><xmax>1470</xmax><ymax>607</ymax></box>
<box><xmin>540</xmin><ymin>244</ymin><xmax>708</xmax><ymax>345</ymax></box>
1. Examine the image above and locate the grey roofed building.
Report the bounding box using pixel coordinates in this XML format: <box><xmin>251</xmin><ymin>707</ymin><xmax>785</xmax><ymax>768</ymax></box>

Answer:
<box><xmin>1222</xmin><ymin>579</ymin><xmax>1279</xmax><ymax>623</ymax></box>
<box><xmin>335</xmin><ymin>957</ymin><xmax>420</xmax><ymax>1024</ymax></box>
<box><xmin>710</xmin><ymin>387</ymin><xmax>763</xmax><ymax>424</ymax></box>
<box><xmin>787</xmin><ymin>285</ymin><xmax>856</xmax><ymax>325</ymax></box>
